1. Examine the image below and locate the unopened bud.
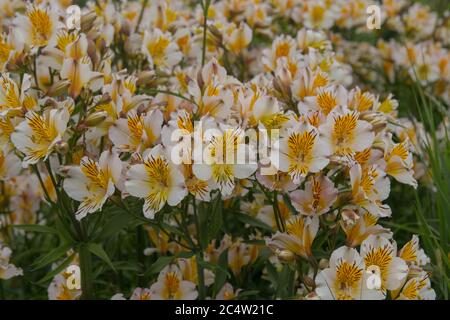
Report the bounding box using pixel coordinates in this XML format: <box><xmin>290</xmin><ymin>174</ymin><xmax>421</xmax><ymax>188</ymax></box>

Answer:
<box><xmin>137</xmin><ymin>71</ymin><xmax>156</xmax><ymax>86</ymax></box>
<box><xmin>319</xmin><ymin>258</ymin><xmax>329</xmax><ymax>269</ymax></box>
<box><xmin>360</xmin><ymin>111</ymin><xmax>387</xmax><ymax>134</ymax></box>
<box><xmin>46</xmin><ymin>80</ymin><xmax>70</xmax><ymax>97</ymax></box>
<box><xmin>81</xmin><ymin>11</ymin><xmax>97</xmax><ymax>33</ymax></box>
<box><xmin>276</xmin><ymin>249</ymin><xmax>295</xmax><ymax>262</ymax></box>
<box><xmin>85</xmin><ymin>111</ymin><xmax>108</xmax><ymax>127</ymax></box>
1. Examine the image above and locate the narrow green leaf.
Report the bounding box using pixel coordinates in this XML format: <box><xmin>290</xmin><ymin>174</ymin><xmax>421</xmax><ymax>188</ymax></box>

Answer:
<box><xmin>31</xmin><ymin>243</ymin><xmax>72</xmax><ymax>270</ymax></box>
<box><xmin>34</xmin><ymin>254</ymin><xmax>75</xmax><ymax>285</ymax></box>
<box><xmin>142</xmin><ymin>256</ymin><xmax>174</xmax><ymax>277</ymax></box>
<box><xmin>87</xmin><ymin>243</ymin><xmax>116</xmax><ymax>272</ymax></box>
<box><xmin>234</xmin><ymin>212</ymin><xmax>273</xmax><ymax>231</ymax></box>
<box><xmin>14</xmin><ymin>224</ymin><xmax>57</xmax><ymax>234</ymax></box>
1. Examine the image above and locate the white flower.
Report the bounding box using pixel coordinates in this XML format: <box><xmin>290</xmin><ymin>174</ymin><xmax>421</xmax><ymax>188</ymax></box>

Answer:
<box><xmin>142</xmin><ymin>28</ymin><xmax>182</xmax><ymax>71</ymax></box>
<box><xmin>125</xmin><ymin>145</ymin><xmax>187</xmax><ymax>219</ymax></box>
<box><xmin>11</xmin><ymin>108</ymin><xmax>70</xmax><ymax>165</ymax></box>
<box><xmin>0</xmin><ymin>244</ymin><xmax>23</xmax><ymax>280</ymax></box>
<box><xmin>315</xmin><ymin>246</ymin><xmax>384</xmax><ymax>300</ymax></box>
<box><xmin>63</xmin><ymin>150</ymin><xmax>123</xmax><ymax>220</ymax></box>
<box><xmin>150</xmin><ymin>265</ymin><xmax>197</xmax><ymax>300</ymax></box>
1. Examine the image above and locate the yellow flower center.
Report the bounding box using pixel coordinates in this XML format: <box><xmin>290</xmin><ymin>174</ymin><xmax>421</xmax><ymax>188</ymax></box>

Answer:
<box><xmin>27</xmin><ymin>7</ymin><xmax>53</xmax><ymax>47</ymax></box>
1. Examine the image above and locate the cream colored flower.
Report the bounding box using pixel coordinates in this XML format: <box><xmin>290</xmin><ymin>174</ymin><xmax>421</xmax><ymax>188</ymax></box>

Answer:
<box><xmin>60</xmin><ymin>34</ymin><xmax>104</xmax><ymax>98</ymax></box>
<box><xmin>63</xmin><ymin>150</ymin><xmax>123</xmax><ymax>220</ymax></box>
<box><xmin>0</xmin><ymin>146</ymin><xmax>21</xmax><ymax>180</ymax></box>
<box><xmin>350</xmin><ymin>163</ymin><xmax>391</xmax><ymax>217</ymax></box>
<box><xmin>142</xmin><ymin>28</ymin><xmax>182</xmax><ymax>71</ymax></box>
<box><xmin>150</xmin><ymin>264</ymin><xmax>197</xmax><ymax>300</ymax></box>
<box><xmin>360</xmin><ymin>235</ymin><xmax>408</xmax><ymax>292</ymax></box>
<box><xmin>394</xmin><ymin>271</ymin><xmax>435</xmax><ymax>300</ymax></box>
<box><xmin>266</xmin><ymin>215</ymin><xmax>319</xmax><ymax>259</ymax></box>
<box><xmin>383</xmin><ymin>136</ymin><xmax>417</xmax><ymax>188</ymax></box>
<box><xmin>13</xmin><ymin>5</ymin><xmax>61</xmax><ymax>49</ymax></box>
<box><xmin>125</xmin><ymin>145</ymin><xmax>187</xmax><ymax>219</ymax></box>
<box><xmin>290</xmin><ymin>174</ymin><xmax>337</xmax><ymax>216</ymax></box>
<box><xmin>315</xmin><ymin>246</ymin><xmax>384</xmax><ymax>300</ymax></box>
<box><xmin>273</xmin><ymin>121</ymin><xmax>330</xmax><ymax>184</ymax></box>
<box><xmin>320</xmin><ymin>106</ymin><xmax>374</xmax><ymax>156</ymax></box>
<box><xmin>224</xmin><ymin>22</ymin><xmax>252</xmax><ymax>54</ymax></box>
<box><xmin>109</xmin><ymin>109</ymin><xmax>163</xmax><ymax>153</ymax></box>
<box><xmin>193</xmin><ymin>127</ymin><xmax>257</xmax><ymax>197</ymax></box>
<box><xmin>341</xmin><ymin>210</ymin><xmax>392</xmax><ymax>247</ymax></box>
<box><xmin>11</xmin><ymin>108</ymin><xmax>70</xmax><ymax>165</ymax></box>
<box><xmin>398</xmin><ymin>235</ymin><xmax>430</xmax><ymax>267</ymax></box>
<box><xmin>216</xmin><ymin>283</ymin><xmax>241</xmax><ymax>300</ymax></box>
<box><xmin>0</xmin><ymin>244</ymin><xmax>23</xmax><ymax>280</ymax></box>
<box><xmin>0</xmin><ymin>73</ymin><xmax>37</xmax><ymax>117</ymax></box>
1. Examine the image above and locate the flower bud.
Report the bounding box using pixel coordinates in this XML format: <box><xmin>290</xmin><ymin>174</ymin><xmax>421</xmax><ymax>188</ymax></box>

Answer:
<box><xmin>85</xmin><ymin>111</ymin><xmax>108</xmax><ymax>127</ymax></box>
<box><xmin>319</xmin><ymin>258</ymin><xmax>329</xmax><ymax>269</ymax></box>
<box><xmin>360</xmin><ymin>111</ymin><xmax>387</xmax><ymax>134</ymax></box>
<box><xmin>137</xmin><ymin>71</ymin><xmax>157</xmax><ymax>86</ymax></box>
<box><xmin>46</xmin><ymin>80</ymin><xmax>70</xmax><ymax>97</ymax></box>
<box><xmin>81</xmin><ymin>11</ymin><xmax>97</xmax><ymax>33</ymax></box>
<box><xmin>276</xmin><ymin>249</ymin><xmax>295</xmax><ymax>262</ymax></box>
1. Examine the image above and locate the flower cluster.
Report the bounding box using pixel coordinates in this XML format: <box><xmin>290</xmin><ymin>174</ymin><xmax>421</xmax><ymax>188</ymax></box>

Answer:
<box><xmin>0</xmin><ymin>0</ymin><xmax>439</xmax><ymax>300</ymax></box>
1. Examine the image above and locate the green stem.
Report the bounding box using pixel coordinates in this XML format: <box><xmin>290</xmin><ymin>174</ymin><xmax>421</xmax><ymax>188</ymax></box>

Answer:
<box><xmin>136</xmin><ymin>225</ymin><xmax>145</xmax><ymax>287</ymax></box>
<box><xmin>79</xmin><ymin>243</ymin><xmax>94</xmax><ymax>299</ymax></box>
<box><xmin>0</xmin><ymin>281</ymin><xmax>4</xmax><ymax>299</ymax></box>
<box><xmin>201</xmin><ymin>0</ymin><xmax>210</xmax><ymax>67</ymax></box>
<box><xmin>192</xmin><ymin>197</ymin><xmax>206</xmax><ymax>299</ymax></box>
<box><xmin>135</xmin><ymin>0</ymin><xmax>149</xmax><ymax>33</ymax></box>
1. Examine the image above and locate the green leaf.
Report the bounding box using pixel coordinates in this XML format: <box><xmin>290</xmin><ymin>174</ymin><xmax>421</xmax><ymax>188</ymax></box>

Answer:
<box><xmin>234</xmin><ymin>212</ymin><xmax>273</xmax><ymax>231</ymax></box>
<box><xmin>198</xmin><ymin>259</ymin><xmax>230</xmax><ymax>277</ymax></box>
<box><xmin>212</xmin><ymin>249</ymin><xmax>228</xmax><ymax>296</ymax></box>
<box><xmin>14</xmin><ymin>224</ymin><xmax>57</xmax><ymax>234</ymax></box>
<box><xmin>31</xmin><ymin>243</ymin><xmax>72</xmax><ymax>270</ymax></box>
<box><xmin>142</xmin><ymin>256</ymin><xmax>174</xmax><ymax>277</ymax></box>
<box><xmin>34</xmin><ymin>254</ymin><xmax>75</xmax><ymax>285</ymax></box>
<box><xmin>87</xmin><ymin>243</ymin><xmax>116</xmax><ymax>272</ymax></box>
<box><xmin>207</xmin><ymin>194</ymin><xmax>223</xmax><ymax>242</ymax></box>
<box><xmin>97</xmin><ymin>211</ymin><xmax>138</xmax><ymax>240</ymax></box>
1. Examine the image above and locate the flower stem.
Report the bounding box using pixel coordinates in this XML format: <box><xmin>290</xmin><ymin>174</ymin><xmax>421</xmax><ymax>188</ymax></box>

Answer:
<box><xmin>201</xmin><ymin>0</ymin><xmax>211</xmax><ymax>67</ymax></box>
<box><xmin>79</xmin><ymin>243</ymin><xmax>94</xmax><ymax>299</ymax></box>
<box><xmin>192</xmin><ymin>196</ymin><xmax>206</xmax><ymax>299</ymax></box>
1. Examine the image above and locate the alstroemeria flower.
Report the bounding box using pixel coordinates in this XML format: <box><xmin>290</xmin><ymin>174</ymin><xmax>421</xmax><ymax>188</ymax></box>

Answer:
<box><xmin>0</xmin><ymin>146</ymin><xmax>21</xmax><ymax>180</ymax></box>
<box><xmin>383</xmin><ymin>135</ymin><xmax>417</xmax><ymax>188</ymax></box>
<box><xmin>290</xmin><ymin>174</ymin><xmax>337</xmax><ymax>216</ymax></box>
<box><xmin>13</xmin><ymin>5</ymin><xmax>61</xmax><ymax>49</ymax></box>
<box><xmin>350</xmin><ymin>163</ymin><xmax>391</xmax><ymax>217</ymax></box>
<box><xmin>63</xmin><ymin>150</ymin><xmax>123</xmax><ymax>220</ymax></box>
<box><xmin>0</xmin><ymin>73</ymin><xmax>37</xmax><ymax>117</ymax></box>
<box><xmin>266</xmin><ymin>215</ymin><xmax>319</xmax><ymax>259</ymax></box>
<box><xmin>193</xmin><ymin>127</ymin><xmax>257</xmax><ymax>197</ymax></box>
<box><xmin>109</xmin><ymin>109</ymin><xmax>163</xmax><ymax>153</ymax></box>
<box><xmin>142</xmin><ymin>28</ymin><xmax>182</xmax><ymax>71</ymax></box>
<box><xmin>0</xmin><ymin>244</ymin><xmax>23</xmax><ymax>280</ymax></box>
<box><xmin>341</xmin><ymin>210</ymin><xmax>393</xmax><ymax>247</ymax></box>
<box><xmin>60</xmin><ymin>34</ymin><xmax>104</xmax><ymax>98</ymax></box>
<box><xmin>11</xmin><ymin>108</ymin><xmax>70</xmax><ymax>165</ymax></box>
<box><xmin>360</xmin><ymin>235</ymin><xmax>408</xmax><ymax>292</ymax></box>
<box><xmin>125</xmin><ymin>145</ymin><xmax>187</xmax><ymax>219</ymax></box>
<box><xmin>272</xmin><ymin>121</ymin><xmax>330</xmax><ymax>184</ymax></box>
<box><xmin>150</xmin><ymin>265</ymin><xmax>197</xmax><ymax>300</ymax></box>
<box><xmin>320</xmin><ymin>106</ymin><xmax>374</xmax><ymax>156</ymax></box>
<box><xmin>315</xmin><ymin>246</ymin><xmax>384</xmax><ymax>300</ymax></box>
